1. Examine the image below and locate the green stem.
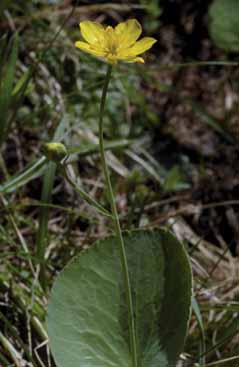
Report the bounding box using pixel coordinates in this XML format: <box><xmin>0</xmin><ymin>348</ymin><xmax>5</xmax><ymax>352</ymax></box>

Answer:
<box><xmin>36</xmin><ymin>161</ymin><xmax>56</xmax><ymax>290</ymax></box>
<box><xmin>98</xmin><ymin>64</ymin><xmax>138</xmax><ymax>367</ymax></box>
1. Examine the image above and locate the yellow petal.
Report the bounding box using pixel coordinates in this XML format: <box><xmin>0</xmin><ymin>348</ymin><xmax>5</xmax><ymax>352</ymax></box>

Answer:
<box><xmin>115</xmin><ymin>54</ymin><xmax>145</xmax><ymax>63</ymax></box>
<box><xmin>80</xmin><ymin>21</ymin><xmax>105</xmax><ymax>45</ymax></box>
<box><xmin>115</xmin><ymin>19</ymin><xmax>142</xmax><ymax>48</ymax></box>
<box><xmin>126</xmin><ymin>57</ymin><xmax>145</xmax><ymax>63</ymax></box>
<box><xmin>119</xmin><ymin>37</ymin><xmax>157</xmax><ymax>58</ymax></box>
<box><xmin>75</xmin><ymin>41</ymin><xmax>105</xmax><ymax>57</ymax></box>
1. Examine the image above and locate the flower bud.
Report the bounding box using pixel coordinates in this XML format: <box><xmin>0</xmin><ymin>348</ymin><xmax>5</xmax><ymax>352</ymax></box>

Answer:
<box><xmin>42</xmin><ymin>142</ymin><xmax>67</xmax><ymax>163</ymax></box>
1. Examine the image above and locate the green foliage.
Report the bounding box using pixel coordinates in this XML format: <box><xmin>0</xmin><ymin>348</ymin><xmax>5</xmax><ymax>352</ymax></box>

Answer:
<box><xmin>47</xmin><ymin>229</ymin><xmax>192</xmax><ymax>367</ymax></box>
<box><xmin>209</xmin><ymin>0</ymin><xmax>239</xmax><ymax>52</ymax></box>
<box><xmin>163</xmin><ymin>166</ymin><xmax>189</xmax><ymax>193</ymax></box>
<box><xmin>0</xmin><ymin>33</ymin><xmax>18</xmax><ymax>147</ymax></box>
<box><xmin>140</xmin><ymin>0</ymin><xmax>162</xmax><ymax>33</ymax></box>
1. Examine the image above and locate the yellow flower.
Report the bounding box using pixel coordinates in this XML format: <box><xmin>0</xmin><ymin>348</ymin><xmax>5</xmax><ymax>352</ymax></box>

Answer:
<box><xmin>75</xmin><ymin>19</ymin><xmax>157</xmax><ymax>64</ymax></box>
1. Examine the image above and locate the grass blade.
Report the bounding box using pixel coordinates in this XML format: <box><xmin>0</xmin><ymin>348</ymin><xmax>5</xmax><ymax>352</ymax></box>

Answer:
<box><xmin>192</xmin><ymin>296</ymin><xmax>206</xmax><ymax>366</ymax></box>
<box><xmin>0</xmin><ymin>157</ymin><xmax>47</xmax><ymax>193</ymax></box>
<box><xmin>68</xmin><ymin>138</ymin><xmax>131</xmax><ymax>156</ymax></box>
<box><xmin>0</xmin><ymin>33</ymin><xmax>18</xmax><ymax>147</ymax></box>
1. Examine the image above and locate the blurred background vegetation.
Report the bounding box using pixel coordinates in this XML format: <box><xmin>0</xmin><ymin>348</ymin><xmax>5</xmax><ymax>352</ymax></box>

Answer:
<box><xmin>0</xmin><ymin>0</ymin><xmax>239</xmax><ymax>366</ymax></box>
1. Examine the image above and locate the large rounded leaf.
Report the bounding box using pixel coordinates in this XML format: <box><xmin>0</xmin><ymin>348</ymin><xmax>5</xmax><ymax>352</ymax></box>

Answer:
<box><xmin>209</xmin><ymin>0</ymin><xmax>239</xmax><ymax>52</ymax></box>
<box><xmin>47</xmin><ymin>229</ymin><xmax>192</xmax><ymax>367</ymax></box>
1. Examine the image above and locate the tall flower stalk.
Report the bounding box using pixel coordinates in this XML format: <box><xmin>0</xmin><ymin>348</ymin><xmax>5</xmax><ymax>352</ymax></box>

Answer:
<box><xmin>75</xmin><ymin>19</ymin><xmax>157</xmax><ymax>367</ymax></box>
<box><xmin>98</xmin><ymin>64</ymin><xmax>138</xmax><ymax>367</ymax></box>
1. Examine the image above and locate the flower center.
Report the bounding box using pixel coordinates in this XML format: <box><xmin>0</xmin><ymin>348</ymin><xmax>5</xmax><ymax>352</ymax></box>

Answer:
<box><xmin>105</xmin><ymin>26</ymin><xmax>119</xmax><ymax>55</ymax></box>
